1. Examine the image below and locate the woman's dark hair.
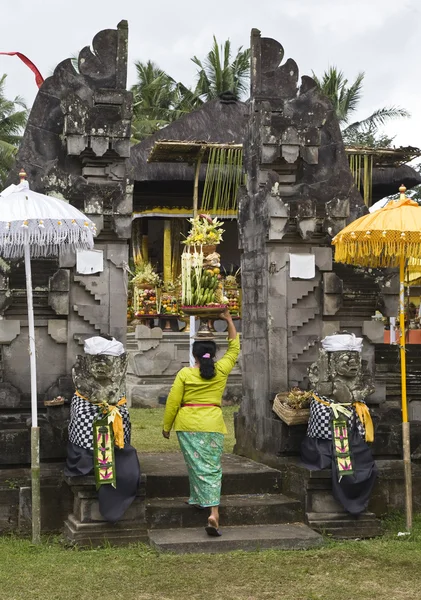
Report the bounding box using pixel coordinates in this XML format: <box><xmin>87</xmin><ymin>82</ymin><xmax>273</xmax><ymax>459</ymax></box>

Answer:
<box><xmin>192</xmin><ymin>340</ymin><xmax>216</xmax><ymax>380</ymax></box>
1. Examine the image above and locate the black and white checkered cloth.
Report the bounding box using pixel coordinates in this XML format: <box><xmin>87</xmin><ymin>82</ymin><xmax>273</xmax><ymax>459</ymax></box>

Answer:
<box><xmin>68</xmin><ymin>394</ymin><xmax>131</xmax><ymax>450</ymax></box>
<box><xmin>306</xmin><ymin>394</ymin><xmax>365</xmax><ymax>440</ymax></box>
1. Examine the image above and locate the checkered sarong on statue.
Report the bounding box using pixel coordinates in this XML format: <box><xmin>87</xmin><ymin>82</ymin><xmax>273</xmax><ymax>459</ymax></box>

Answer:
<box><xmin>68</xmin><ymin>394</ymin><xmax>131</xmax><ymax>450</ymax></box>
<box><xmin>306</xmin><ymin>394</ymin><xmax>365</xmax><ymax>441</ymax></box>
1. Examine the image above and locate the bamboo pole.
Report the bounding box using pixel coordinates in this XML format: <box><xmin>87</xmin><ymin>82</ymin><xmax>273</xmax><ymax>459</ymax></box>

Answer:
<box><xmin>24</xmin><ymin>243</ymin><xmax>41</xmax><ymax>544</ymax></box>
<box><xmin>363</xmin><ymin>155</ymin><xmax>369</xmax><ymax>206</ymax></box>
<box><xmin>399</xmin><ymin>254</ymin><xmax>413</xmax><ymax>531</ymax></box>
<box><xmin>193</xmin><ymin>146</ymin><xmax>206</xmax><ymax>217</ymax></box>
<box><xmin>163</xmin><ymin>220</ymin><xmax>172</xmax><ymax>284</ymax></box>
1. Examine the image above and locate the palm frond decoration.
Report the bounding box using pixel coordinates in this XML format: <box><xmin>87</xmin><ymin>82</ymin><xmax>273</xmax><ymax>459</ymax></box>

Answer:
<box><xmin>200</xmin><ymin>146</ymin><xmax>243</xmax><ymax>216</ymax></box>
<box><xmin>348</xmin><ymin>151</ymin><xmax>374</xmax><ymax>207</ymax></box>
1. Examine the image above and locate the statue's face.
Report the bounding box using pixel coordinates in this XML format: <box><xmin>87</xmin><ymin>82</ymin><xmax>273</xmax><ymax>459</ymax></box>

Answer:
<box><xmin>334</xmin><ymin>352</ymin><xmax>360</xmax><ymax>378</ymax></box>
<box><xmin>85</xmin><ymin>355</ymin><xmax>116</xmax><ymax>380</ymax></box>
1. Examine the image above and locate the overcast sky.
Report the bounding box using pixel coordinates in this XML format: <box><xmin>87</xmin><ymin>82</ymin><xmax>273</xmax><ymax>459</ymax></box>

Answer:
<box><xmin>1</xmin><ymin>0</ymin><xmax>420</xmax><ymax>150</ymax></box>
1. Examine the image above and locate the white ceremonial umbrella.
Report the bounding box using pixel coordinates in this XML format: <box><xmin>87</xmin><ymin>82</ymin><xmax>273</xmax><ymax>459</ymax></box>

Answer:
<box><xmin>0</xmin><ymin>170</ymin><xmax>96</xmax><ymax>543</ymax></box>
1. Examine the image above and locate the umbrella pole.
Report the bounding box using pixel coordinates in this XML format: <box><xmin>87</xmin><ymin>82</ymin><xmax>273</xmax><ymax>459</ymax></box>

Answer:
<box><xmin>24</xmin><ymin>243</ymin><xmax>41</xmax><ymax>544</ymax></box>
<box><xmin>399</xmin><ymin>255</ymin><xmax>412</xmax><ymax>531</ymax></box>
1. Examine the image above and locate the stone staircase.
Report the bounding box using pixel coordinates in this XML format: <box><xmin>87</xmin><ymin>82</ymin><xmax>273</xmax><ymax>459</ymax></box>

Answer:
<box><xmin>333</xmin><ymin>264</ymin><xmax>381</xmax><ymax>331</ymax></box>
<box><xmin>64</xmin><ymin>452</ymin><xmax>323</xmax><ymax>552</ymax></box>
<box><xmin>64</xmin><ymin>452</ymin><xmax>385</xmax><ymax>551</ymax></box>
<box><xmin>144</xmin><ymin>453</ymin><xmax>323</xmax><ymax>553</ymax></box>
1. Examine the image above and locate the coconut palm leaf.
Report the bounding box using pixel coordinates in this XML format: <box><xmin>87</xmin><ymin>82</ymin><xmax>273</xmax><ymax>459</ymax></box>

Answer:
<box><xmin>313</xmin><ymin>66</ymin><xmax>409</xmax><ymax>143</ymax></box>
<box><xmin>130</xmin><ymin>60</ymin><xmax>199</xmax><ymax>141</ymax></box>
<box><xmin>343</xmin><ymin>106</ymin><xmax>411</xmax><ymax>134</ymax></box>
<box><xmin>192</xmin><ymin>36</ymin><xmax>250</xmax><ymax>101</ymax></box>
<box><xmin>312</xmin><ymin>67</ymin><xmax>364</xmax><ymax>124</ymax></box>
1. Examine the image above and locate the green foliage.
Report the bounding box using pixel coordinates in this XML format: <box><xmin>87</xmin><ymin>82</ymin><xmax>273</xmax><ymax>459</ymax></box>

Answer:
<box><xmin>0</xmin><ymin>74</ymin><xmax>27</xmax><ymax>187</ymax></box>
<box><xmin>192</xmin><ymin>36</ymin><xmax>250</xmax><ymax>102</ymax></box>
<box><xmin>130</xmin><ymin>60</ymin><xmax>201</xmax><ymax>142</ymax></box>
<box><xmin>313</xmin><ymin>66</ymin><xmax>409</xmax><ymax>147</ymax></box>
<box><xmin>131</xmin><ymin>37</ymin><xmax>251</xmax><ymax>141</ymax></box>
<box><xmin>312</xmin><ymin>67</ymin><xmax>365</xmax><ymax>125</ymax></box>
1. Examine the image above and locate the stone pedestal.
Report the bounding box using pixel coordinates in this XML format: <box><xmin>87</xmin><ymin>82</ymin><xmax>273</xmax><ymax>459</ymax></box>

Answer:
<box><xmin>63</xmin><ymin>474</ymin><xmax>148</xmax><ymax>547</ymax></box>
<box><xmin>0</xmin><ymin>401</ymin><xmax>70</xmax><ymax>466</ymax></box>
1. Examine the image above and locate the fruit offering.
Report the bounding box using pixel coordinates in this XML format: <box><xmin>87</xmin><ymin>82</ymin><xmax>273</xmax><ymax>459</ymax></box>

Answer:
<box><xmin>160</xmin><ymin>292</ymin><xmax>179</xmax><ymax>315</ymax></box>
<box><xmin>127</xmin><ymin>293</ymin><xmax>134</xmax><ymax>322</ymax></box>
<box><xmin>181</xmin><ymin>247</ymin><xmax>226</xmax><ymax>307</ymax></box>
<box><xmin>191</xmin><ymin>268</ymin><xmax>220</xmax><ymax>306</ymax></box>
<box><xmin>133</xmin><ymin>287</ymin><xmax>158</xmax><ymax>316</ymax></box>
<box><xmin>225</xmin><ymin>286</ymin><xmax>240</xmax><ymax>316</ymax></box>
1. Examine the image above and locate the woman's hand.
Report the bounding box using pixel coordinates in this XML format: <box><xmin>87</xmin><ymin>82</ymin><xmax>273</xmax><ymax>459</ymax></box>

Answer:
<box><xmin>162</xmin><ymin>430</ymin><xmax>170</xmax><ymax>439</ymax></box>
<box><xmin>219</xmin><ymin>307</ymin><xmax>232</xmax><ymax>321</ymax></box>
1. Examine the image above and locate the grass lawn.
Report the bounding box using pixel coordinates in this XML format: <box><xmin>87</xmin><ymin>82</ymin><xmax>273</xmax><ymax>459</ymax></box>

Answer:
<box><xmin>129</xmin><ymin>405</ymin><xmax>238</xmax><ymax>453</ymax></box>
<box><xmin>2</xmin><ymin>515</ymin><xmax>421</xmax><ymax>600</ymax></box>
<box><xmin>4</xmin><ymin>408</ymin><xmax>420</xmax><ymax>599</ymax></box>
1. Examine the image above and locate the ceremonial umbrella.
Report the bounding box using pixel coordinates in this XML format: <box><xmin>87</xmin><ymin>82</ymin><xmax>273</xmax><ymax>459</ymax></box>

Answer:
<box><xmin>0</xmin><ymin>170</ymin><xmax>96</xmax><ymax>543</ymax></box>
<box><xmin>332</xmin><ymin>185</ymin><xmax>421</xmax><ymax>531</ymax></box>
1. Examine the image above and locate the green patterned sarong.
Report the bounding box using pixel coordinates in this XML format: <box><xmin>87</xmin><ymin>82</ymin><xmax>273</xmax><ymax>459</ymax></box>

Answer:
<box><xmin>177</xmin><ymin>431</ymin><xmax>224</xmax><ymax>507</ymax></box>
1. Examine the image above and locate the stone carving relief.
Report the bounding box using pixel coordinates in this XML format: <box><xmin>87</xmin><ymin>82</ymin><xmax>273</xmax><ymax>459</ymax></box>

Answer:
<box><xmin>72</xmin><ymin>351</ymin><xmax>128</xmax><ymax>406</ymax></box>
<box><xmin>308</xmin><ymin>346</ymin><xmax>374</xmax><ymax>405</ymax></box>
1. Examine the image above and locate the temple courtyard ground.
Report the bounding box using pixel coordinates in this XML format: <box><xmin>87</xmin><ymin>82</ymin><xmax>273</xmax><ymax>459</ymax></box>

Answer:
<box><xmin>1</xmin><ymin>408</ymin><xmax>421</xmax><ymax>600</ymax></box>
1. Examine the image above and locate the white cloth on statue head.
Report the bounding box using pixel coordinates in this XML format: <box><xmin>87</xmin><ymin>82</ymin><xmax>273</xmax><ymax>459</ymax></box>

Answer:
<box><xmin>321</xmin><ymin>333</ymin><xmax>363</xmax><ymax>353</ymax></box>
<box><xmin>84</xmin><ymin>336</ymin><xmax>125</xmax><ymax>356</ymax></box>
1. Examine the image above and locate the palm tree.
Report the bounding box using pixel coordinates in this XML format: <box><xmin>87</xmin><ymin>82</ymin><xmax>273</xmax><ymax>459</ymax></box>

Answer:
<box><xmin>192</xmin><ymin>36</ymin><xmax>250</xmax><ymax>102</ymax></box>
<box><xmin>0</xmin><ymin>74</ymin><xmax>27</xmax><ymax>186</ymax></box>
<box><xmin>130</xmin><ymin>61</ymin><xmax>200</xmax><ymax>142</ymax></box>
<box><xmin>312</xmin><ymin>67</ymin><xmax>409</xmax><ymax>145</ymax></box>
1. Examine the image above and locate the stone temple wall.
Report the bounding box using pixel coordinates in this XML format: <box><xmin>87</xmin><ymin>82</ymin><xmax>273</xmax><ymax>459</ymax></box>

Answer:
<box><xmin>235</xmin><ymin>30</ymin><xmax>399</xmax><ymax>460</ymax></box>
<box><xmin>0</xmin><ymin>22</ymin><xmax>132</xmax><ymax>464</ymax></box>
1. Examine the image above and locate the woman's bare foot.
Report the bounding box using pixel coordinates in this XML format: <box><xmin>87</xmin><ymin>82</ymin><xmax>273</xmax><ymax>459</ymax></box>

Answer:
<box><xmin>205</xmin><ymin>507</ymin><xmax>222</xmax><ymax>537</ymax></box>
<box><xmin>208</xmin><ymin>515</ymin><xmax>218</xmax><ymax>529</ymax></box>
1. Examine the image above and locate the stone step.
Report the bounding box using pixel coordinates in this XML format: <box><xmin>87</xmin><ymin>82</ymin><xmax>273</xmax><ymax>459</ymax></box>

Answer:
<box><xmin>146</xmin><ymin>493</ymin><xmax>302</xmax><ymax>529</ymax></box>
<box><xmin>64</xmin><ymin>513</ymin><xmax>148</xmax><ymax>547</ymax></box>
<box><xmin>306</xmin><ymin>511</ymin><xmax>382</xmax><ymax>539</ymax></box>
<box><xmin>148</xmin><ymin>523</ymin><xmax>323</xmax><ymax>554</ymax></box>
<box><xmin>141</xmin><ymin>453</ymin><xmax>282</xmax><ymax>498</ymax></box>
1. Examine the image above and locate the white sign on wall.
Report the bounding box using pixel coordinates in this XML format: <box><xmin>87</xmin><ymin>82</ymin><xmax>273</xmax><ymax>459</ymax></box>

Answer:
<box><xmin>76</xmin><ymin>249</ymin><xmax>104</xmax><ymax>275</ymax></box>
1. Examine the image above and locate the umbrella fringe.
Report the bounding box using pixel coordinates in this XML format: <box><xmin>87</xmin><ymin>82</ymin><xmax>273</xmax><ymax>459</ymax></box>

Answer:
<box><xmin>334</xmin><ymin>241</ymin><xmax>421</xmax><ymax>268</ymax></box>
<box><xmin>0</xmin><ymin>228</ymin><xmax>95</xmax><ymax>259</ymax></box>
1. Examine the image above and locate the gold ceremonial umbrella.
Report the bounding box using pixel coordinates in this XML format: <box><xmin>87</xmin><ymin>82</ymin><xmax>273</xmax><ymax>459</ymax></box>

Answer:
<box><xmin>332</xmin><ymin>185</ymin><xmax>421</xmax><ymax>531</ymax></box>
<box><xmin>406</xmin><ymin>258</ymin><xmax>421</xmax><ymax>287</ymax></box>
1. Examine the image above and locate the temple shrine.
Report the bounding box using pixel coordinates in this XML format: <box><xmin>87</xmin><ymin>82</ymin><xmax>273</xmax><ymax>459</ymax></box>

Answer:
<box><xmin>0</xmin><ymin>21</ymin><xmax>421</xmax><ymax>545</ymax></box>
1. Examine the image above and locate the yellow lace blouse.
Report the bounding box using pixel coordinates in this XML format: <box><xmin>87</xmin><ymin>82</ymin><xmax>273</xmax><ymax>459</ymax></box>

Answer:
<box><xmin>162</xmin><ymin>334</ymin><xmax>240</xmax><ymax>434</ymax></box>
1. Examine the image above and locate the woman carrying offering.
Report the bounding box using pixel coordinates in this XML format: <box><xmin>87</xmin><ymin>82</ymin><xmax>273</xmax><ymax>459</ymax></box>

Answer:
<box><xmin>162</xmin><ymin>308</ymin><xmax>240</xmax><ymax>536</ymax></box>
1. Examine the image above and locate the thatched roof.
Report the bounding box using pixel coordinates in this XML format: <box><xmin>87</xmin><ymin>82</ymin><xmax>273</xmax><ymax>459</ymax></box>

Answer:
<box><xmin>129</xmin><ymin>99</ymin><xmax>420</xmax><ymax>201</ymax></box>
<box><xmin>371</xmin><ymin>164</ymin><xmax>421</xmax><ymax>201</ymax></box>
<box><xmin>128</xmin><ymin>97</ymin><xmax>248</xmax><ymax>182</ymax></box>
<box><xmin>346</xmin><ymin>146</ymin><xmax>421</xmax><ymax>167</ymax></box>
